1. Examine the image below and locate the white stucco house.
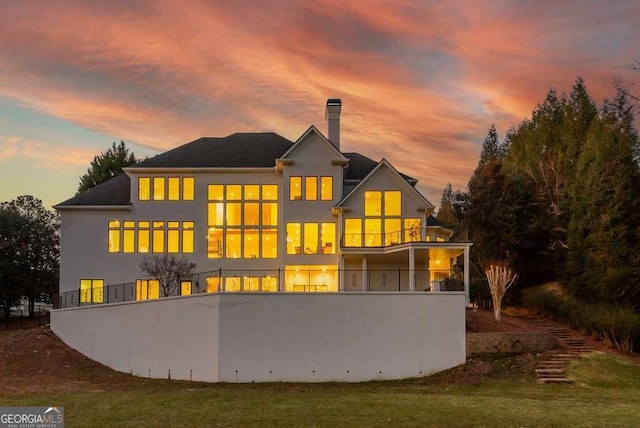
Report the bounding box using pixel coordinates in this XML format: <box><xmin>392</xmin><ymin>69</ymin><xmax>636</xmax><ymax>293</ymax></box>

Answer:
<box><xmin>51</xmin><ymin>99</ymin><xmax>472</xmax><ymax>383</ymax></box>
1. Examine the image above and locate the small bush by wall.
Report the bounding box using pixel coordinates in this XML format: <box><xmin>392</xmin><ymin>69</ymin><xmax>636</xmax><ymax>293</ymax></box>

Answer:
<box><xmin>523</xmin><ymin>285</ymin><xmax>640</xmax><ymax>353</ymax></box>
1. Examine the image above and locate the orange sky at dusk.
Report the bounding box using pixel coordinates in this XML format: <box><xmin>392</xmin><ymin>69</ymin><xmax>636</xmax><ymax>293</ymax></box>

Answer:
<box><xmin>0</xmin><ymin>0</ymin><xmax>639</xmax><ymax>208</ymax></box>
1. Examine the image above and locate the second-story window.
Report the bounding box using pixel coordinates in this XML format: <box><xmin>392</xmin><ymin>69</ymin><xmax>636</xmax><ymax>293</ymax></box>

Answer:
<box><xmin>290</xmin><ymin>176</ymin><xmax>333</xmax><ymax>201</ymax></box>
<box><xmin>138</xmin><ymin>176</ymin><xmax>195</xmax><ymax>201</ymax></box>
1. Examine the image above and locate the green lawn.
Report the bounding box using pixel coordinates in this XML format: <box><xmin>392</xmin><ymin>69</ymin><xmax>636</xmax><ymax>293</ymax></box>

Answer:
<box><xmin>2</xmin><ymin>353</ymin><xmax>639</xmax><ymax>427</ymax></box>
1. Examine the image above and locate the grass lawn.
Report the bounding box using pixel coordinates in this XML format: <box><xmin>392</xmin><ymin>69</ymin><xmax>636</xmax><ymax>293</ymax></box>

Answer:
<box><xmin>2</xmin><ymin>352</ymin><xmax>639</xmax><ymax>427</ymax></box>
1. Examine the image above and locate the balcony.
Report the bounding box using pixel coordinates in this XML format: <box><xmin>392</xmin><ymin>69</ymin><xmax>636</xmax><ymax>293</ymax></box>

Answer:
<box><xmin>341</xmin><ymin>227</ymin><xmax>448</xmax><ymax>248</ymax></box>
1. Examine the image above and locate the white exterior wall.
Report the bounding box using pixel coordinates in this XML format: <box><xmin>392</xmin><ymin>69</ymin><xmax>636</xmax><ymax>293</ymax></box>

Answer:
<box><xmin>51</xmin><ymin>292</ymin><xmax>466</xmax><ymax>382</ymax></box>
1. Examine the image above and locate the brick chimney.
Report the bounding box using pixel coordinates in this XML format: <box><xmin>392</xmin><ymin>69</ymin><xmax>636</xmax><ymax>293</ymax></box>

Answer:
<box><xmin>325</xmin><ymin>99</ymin><xmax>342</xmax><ymax>149</ymax></box>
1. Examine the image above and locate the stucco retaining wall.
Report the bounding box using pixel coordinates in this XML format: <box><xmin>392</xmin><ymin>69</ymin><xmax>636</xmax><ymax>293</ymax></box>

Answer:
<box><xmin>466</xmin><ymin>332</ymin><xmax>560</xmax><ymax>356</ymax></box>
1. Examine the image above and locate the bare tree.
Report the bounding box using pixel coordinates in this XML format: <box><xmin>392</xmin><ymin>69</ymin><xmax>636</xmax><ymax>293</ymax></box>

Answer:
<box><xmin>139</xmin><ymin>254</ymin><xmax>196</xmax><ymax>297</ymax></box>
<box><xmin>485</xmin><ymin>263</ymin><xmax>518</xmax><ymax>321</ymax></box>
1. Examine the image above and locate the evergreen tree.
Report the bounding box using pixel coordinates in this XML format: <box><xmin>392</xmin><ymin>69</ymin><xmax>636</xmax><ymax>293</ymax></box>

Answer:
<box><xmin>436</xmin><ymin>183</ymin><xmax>459</xmax><ymax>227</ymax></box>
<box><xmin>77</xmin><ymin>141</ymin><xmax>138</xmax><ymax>193</ymax></box>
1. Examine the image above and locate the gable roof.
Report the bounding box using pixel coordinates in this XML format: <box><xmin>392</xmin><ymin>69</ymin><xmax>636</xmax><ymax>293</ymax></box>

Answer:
<box><xmin>343</xmin><ymin>152</ymin><xmax>415</xmax><ymax>182</ymax></box>
<box><xmin>278</xmin><ymin>126</ymin><xmax>348</xmax><ymax>163</ymax></box>
<box><xmin>56</xmin><ymin>173</ymin><xmax>131</xmax><ymax>207</ymax></box>
<box><xmin>133</xmin><ymin>133</ymin><xmax>294</xmax><ymax>168</ymax></box>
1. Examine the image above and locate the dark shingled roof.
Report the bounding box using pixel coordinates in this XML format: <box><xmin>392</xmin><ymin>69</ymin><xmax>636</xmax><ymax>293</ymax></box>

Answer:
<box><xmin>56</xmin><ymin>173</ymin><xmax>131</xmax><ymax>207</ymax></box>
<box><xmin>134</xmin><ymin>133</ymin><xmax>294</xmax><ymax>168</ymax></box>
<box><xmin>426</xmin><ymin>215</ymin><xmax>445</xmax><ymax>227</ymax></box>
<box><xmin>57</xmin><ymin>133</ymin><xmax>416</xmax><ymax>207</ymax></box>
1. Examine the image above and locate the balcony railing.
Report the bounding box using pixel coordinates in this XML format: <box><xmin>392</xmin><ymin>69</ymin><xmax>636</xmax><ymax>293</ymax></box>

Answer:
<box><xmin>341</xmin><ymin>227</ymin><xmax>444</xmax><ymax>248</ymax></box>
<box><xmin>57</xmin><ymin>268</ymin><xmax>464</xmax><ymax>309</ymax></box>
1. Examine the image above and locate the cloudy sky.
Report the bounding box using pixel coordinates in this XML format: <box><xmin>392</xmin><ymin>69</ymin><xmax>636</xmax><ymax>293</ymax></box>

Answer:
<box><xmin>1</xmin><ymin>0</ymin><xmax>638</xmax><ymax>208</ymax></box>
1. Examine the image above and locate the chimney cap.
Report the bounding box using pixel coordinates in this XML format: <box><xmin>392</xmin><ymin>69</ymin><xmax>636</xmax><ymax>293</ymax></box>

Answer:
<box><xmin>326</xmin><ymin>98</ymin><xmax>342</xmax><ymax>106</ymax></box>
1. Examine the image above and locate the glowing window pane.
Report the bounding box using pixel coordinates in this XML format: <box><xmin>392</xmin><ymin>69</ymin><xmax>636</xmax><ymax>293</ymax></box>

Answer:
<box><xmin>207</xmin><ymin>228</ymin><xmax>223</xmax><ymax>258</ymax></box>
<box><xmin>208</xmin><ymin>202</ymin><xmax>224</xmax><ymax>226</ymax></box>
<box><xmin>208</xmin><ymin>184</ymin><xmax>223</xmax><ymax>201</ymax></box>
<box><xmin>261</xmin><ymin>277</ymin><xmax>278</xmax><ymax>292</ymax></box>
<box><xmin>384</xmin><ymin>191</ymin><xmax>401</xmax><ymax>216</ymax></box>
<box><xmin>262</xmin><ymin>184</ymin><xmax>278</xmax><ymax>200</ymax></box>
<box><xmin>262</xmin><ymin>202</ymin><xmax>277</xmax><ymax>226</ymax></box>
<box><xmin>321</xmin><ymin>223</ymin><xmax>336</xmax><ymax>254</ymax></box>
<box><xmin>404</xmin><ymin>218</ymin><xmax>421</xmax><ymax>243</ymax></box>
<box><xmin>123</xmin><ymin>229</ymin><xmax>135</xmax><ymax>253</ymax></box>
<box><xmin>168</xmin><ymin>177</ymin><xmax>180</xmax><ymax>201</ymax></box>
<box><xmin>206</xmin><ymin>277</ymin><xmax>220</xmax><ymax>293</ymax></box>
<box><xmin>138</xmin><ymin>229</ymin><xmax>150</xmax><ymax>253</ymax></box>
<box><xmin>226</xmin><ymin>203</ymin><xmax>241</xmax><ymax>226</ymax></box>
<box><xmin>290</xmin><ymin>177</ymin><xmax>302</xmax><ymax>200</ymax></box>
<box><xmin>364</xmin><ymin>219</ymin><xmax>381</xmax><ymax>247</ymax></box>
<box><xmin>262</xmin><ymin>228</ymin><xmax>277</xmax><ymax>258</ymax></box>
<box><xmin>244</xmin><ymin>228</ymin><xmax>259</xmax><ymax>258</ymax></box>
<box><xmin>243</xmin><ymin>277</ymin><xmax>259</xmax><ymax>292</ymax></box>
<box><xmin>365</xmin><ymin>191</ymin><xmax>382</xmax><ymax>216</ymax></box>
<box><xmin>286</xmin><ymin>223</ymin><xmax>301</xmax><ymax>254</ymax></box>
<box><xmin>139</xmin><ymin>178</ymin><xmax>150</xmax><ymax>201</ymax></box>
<box><xmin>183</xmin><ymin>177</ymin><xmax>195</xmax><ymax>200</ymax></box>
<box><xmin>226</xmin><ymin>184</ymin><xmax>242</xmax><ymax>200</ymax></box>
<box><xmin>168</xmin><ymin>221</ymin><xmax>179</xmax><ymax>228</ymax></box>
<box><xmin>80</xmin><ymin>279</ymin><xmax>96</xmax><ymax>303</ymax></box>
<box><xmin>153</xmin><ymin>177</ymin><xmax>165</xmax><ymax>200</ymax></box>
<box><xmin>182</xmin><ymin>222</ymin><xmax>194</xmax><ymax>253</ymax></box>
<box><xmin>138</xmin><ymin>221</ymin><xmax>150</xmax><ymax>228</ymax></box>
<box><xmin>108</xmin><ymin>228</ymin><xmax>120</xmax><ymax>253</ymax></box>
<box><xmin>180</xmin><ymin>281</ymin><xmax>192</xmax><ymax>296</ymax></box>
<box><xmin>136</xmin><ymin>279</ymin><xmax>159</xmax><ymax>300</ymax></box>
<box><xmin>108</xmin><ymin>220</ymin><xmax>120</xmax><ymax>228</ymax></box>
<box><xmin>153</xmin><ymin>223</ymin><xmax>164</xmax><ymax>253</ymax></box>
<box><xmin>344</xmin><ymin>219</ymin><xmax>362</xmax><ymax>247</ymax></box>
<box><xmin>320</xmin><ymin>176</ymin><xmax>333</xmax><ymax>200</ymax></box>
<box><xmin>385</xmin><ymin>219</ymin><xmax>402</xmax><ymax>246</ymax></box>
<box><xmin>304</xmin><ymin>223</ymin><xmax>318</xmax><ymax>254</ymax></box>
<box><xmin>225</xmin><ymin>228</ymin><xmax>241</xmax><ymax>258</ymax></box>
<box><xmin>244</xmin><ymin>184</ymin><xmax>259</xmax><ymax>200</ymax></box>
<box><xmin>305</xmin><ymin>176</ymin><xmax>317</xmax><ymax>200</ymax></box>
<box><xmin>244</xmin><ymin>203</ymin><xmax>259</xmax><ymax>226</ymax></box>
<box><xmin>225</xmin><ymin>277</ymin><xmax>241</xmax><ymax>292</ymax></box>
<box><xmin>123</xmin><ymin>221</ymin><xmax>135</xmax><ymax>228</ymax></box>
<box><xmin>167</xmin><ymin>229</ymin><xmax>179</xmax><ymax>253</ymax></box>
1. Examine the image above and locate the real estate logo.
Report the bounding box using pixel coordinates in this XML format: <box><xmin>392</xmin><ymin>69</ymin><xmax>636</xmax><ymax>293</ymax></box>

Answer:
<box><xmin>0</xmin><ymin>407</ymin><xmax>64</xmax><ymax>428</ymax></box>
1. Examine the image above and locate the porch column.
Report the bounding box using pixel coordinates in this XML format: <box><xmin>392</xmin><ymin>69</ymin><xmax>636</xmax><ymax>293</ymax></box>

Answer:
<box><xmin>339</xmin><ymin>256</ymin><xmax>345</xmax><ymax>291</ymax></box>
<box><xmin>409</xmin><ymin>247</ymin><xmax>415</xmax><ymax>292</ymax></box>
<box><xmin>464</xmin><ymin>245</ymin><xmax>470</xmax><ymax>305</ymax></box>
<box><xmin>362</xmin><ymin>256</ymin><xmax>368</xmax><ymax>291</ymax></box>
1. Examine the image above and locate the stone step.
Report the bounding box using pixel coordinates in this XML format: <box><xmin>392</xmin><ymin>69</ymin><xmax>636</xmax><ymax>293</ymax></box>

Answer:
<box><xmin>536</xmin><ymin>368</ymin><xmax>565</xmax><ymax>374</ymax></box>
<box><xmin>554</xmin><ymin>353</ymin><xmax>579</xmax><ymax>358</ymax></box>
<box><xmin>538</xmin><ymin>363</ymin><xmax>567</xmax><ymax>368</ymax></box>
<box><xmin>539</xmin><ymin>378</ymin><xmax>575</xmax><ymax>384</ymax></box>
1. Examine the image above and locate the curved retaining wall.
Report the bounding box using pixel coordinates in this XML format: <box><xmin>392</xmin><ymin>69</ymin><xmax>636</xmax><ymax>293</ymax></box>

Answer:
<box><xmin>51</xmin><ymin>292</ymin><xmax>466</xmax><ymax>382</ymax></box>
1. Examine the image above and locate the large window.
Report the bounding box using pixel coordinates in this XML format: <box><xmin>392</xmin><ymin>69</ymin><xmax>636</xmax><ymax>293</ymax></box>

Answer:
<box><xmin>138</xmin><ymin>176</ymin><xmax>195</xmax><ymax>201</ymax></box>
<box><xmin>136</xmin><ymin>279</ymin><xmax>159</xmax><ymax>300</ymax></box>
<box><xmin>286</xmin><ymin>222</ymin><xmax>335</xmax><ymax>255</ymax></box>
<box><xmin>320</xmin><ymin>176</ymin><xmax>333</xmax><ymax>201</ymax></box>
<box><xmin>80</xmin><ymin>279</ymin><xmax>103</xmax><ymax>303</ymax></box>
<box><xmin>290</xmin><ymin>176</ymin><xmax>333</xmax><ymax>201</ymax></box>
<box><xmin>109</xmin><ymin>220</ymin><xmax>194</xmax><ymax>254</ymax></box>
<box><xmin>207</xmin><ymin>184</ymin><xmax>279</xmax><ymax>259</ymax></box>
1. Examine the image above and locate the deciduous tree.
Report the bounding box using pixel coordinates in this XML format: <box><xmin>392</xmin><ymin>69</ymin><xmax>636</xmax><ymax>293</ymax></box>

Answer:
<box><xmin>139</xmin><ymin>254</ymin><xmax>196</xmax><ymax>297</ymax></box>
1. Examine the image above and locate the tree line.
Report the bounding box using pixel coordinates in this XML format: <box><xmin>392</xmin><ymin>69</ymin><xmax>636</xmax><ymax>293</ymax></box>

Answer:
<box><xmin>438</xmin><ymin>77</ymin><xmax>640</xmax><ymax>310</ymax></box>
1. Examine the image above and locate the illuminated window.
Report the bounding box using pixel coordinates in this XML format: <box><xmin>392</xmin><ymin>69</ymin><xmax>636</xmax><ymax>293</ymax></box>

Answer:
<box><xmin>226</xmin><ymin>184</ymin><xmax>242</xmax><ymax>200</ymax></box>
<box><xmin>261</xmin><ymin>276</ymin><xmax>278</xmax><ymax>292</ymax></box>
<box><xmin>183</xmin><ymin>177</ymin><xmax>195</xmax><ymax>200</ymax></box>
<box><xmin>136</xmin><ymin>279</ymin><xmax>159</xmax><ymax>300</ymax></box>
<box><xmin>207</xmin><ymin>277</ymin><xmax>220</xmax><ymax>293</ymax></box>
<box><xmin>152</xmin><ymin>221</ymin><xmax>164</xmax><ymax>253</ymax></box>
<box><xmin>262</xmin><ymin>184</ymin><xmax>277</xmax><ymax>200</ymax></box>
<box><xmin>208</xmin><ymin>184</ymin><xmax>224</xmax><ymax>201</ymax></box>
<box><xmin>208</xmin><ymin>202</ymin><xmax>224</xmax><ymax>226</ymax></box>
<box><xmin>344</xmin><ymin>219</ymin><xmax>362</xmax><ymax>247</ymax></box>
<box><xmin>244</xmin><ymin>184</ymin><xmax>259</xmax><ymax>200</ymax></box>
<box><xmin>320</xmin><ymin>177</ymin><xmax>333</xmax><ymax>201</ymax></box>
<box><xmin>138</xmin><ymin>221</ymin><xmax>150</xmax><ymax>253</ymax></box>
<box><xmin>168</xmin><ymin>177</ymin><xmax>180</xmax><ymax>201</ymax></box>
<box><xmin>404</xmin><ymin>218</ymin><xmax>421</xmax><ymax>242</ymax></box>
<box><xmin>385</xmin><ymin>219</ymin><xmax>402</xmax><ymax>246</ymax></box>
<box><xmin>262</xmin><ymin>202</ymin><xmax>277</xmax><ymax>226</ymax></box>
<box><xmin>182</xmin><ymin>221</ymin><xmax>194</xmax><ymax>253</ymax></box>
<box><xmin>123</xmin><ymin>221</ymin><xmax>135</xmax><ymax>253</ymax></box>
<box><xmin>108</xmin><ymin>220</ymin><xmax>120</xmax><ymax>253</ymax></box>
<box><xmin>262</xmin><ymin>229</ymin><xmax>277</xmax><ymax>258</ymax></box>
<box><xmin>290</xmin><ymin>177</ymin><xmax>302</xmax><ymax>200</ymax></box>
<box><xmin>208</xmin><ymin>228</ymin><xmax>223</xmax><ymax>258</ymax></box>
<box><xmin>180</xmin><ymin>281</ymin><xmax>192</xmax><ymax>296</ymax></box>
<box><xmin>167</xmin><ymin>221</ymin><xmax>180</xmax><ymax>253</ymax></box>
<box><xmin>80</xmin><ymin>279</ymin><xmax>103</xmax><ymax>303</ymax></box>
<box><xmin>384</xmin><ymin>191</ymin><xmax>402</xmax><ymax>216</ymax></box>
<box><xmin>244</xmin><ymin>277</ymin><xmax>260</xmax><ymax>291</ymax></box>
<box><xmin>304</xmin><ymin>223</ymin><xmax>318</xmax><ymax>254</ymax></box>
<box><xmin>225</xmin><ymin>228</ymin><xmax>241</xmax><ymax>258</ymax></box>
<box><xmin>225</xmin><ymin>277</ymin><xmax>241</xmax><ymax>292</ymax></box>
<box><xmin>321</xmin><ymin>223</ymin><xmax>336</xmax><ymax>254</ymax></box>
<box><xmin>139</xmin><ymin>178</ymin><xmax>150</xmax><ymax>201</ymax></box>
<box><xmin>287</xmin><ymin>223</ymin><xmax>301</xmax><ymax>254</ymax></box>
<box><xmin>244</xmin><ymin>202</ymin><xmax>259</xmax><ymax>226</ymax></box>
<box><xmin>365</xmin><ymin>219</ymin><xmax>381</xmax><ymax>247</ymax></box>
<box><xmin>285</xmin><ymin>265</ymin><xmax>338</xmax><ymax>292</ymax></box>
<box><xmin>244</xmin><ymin>228</ymin><xmax>259</xmax><ymax>258</ymax></box>
<box><xmin>365</xmin><ymin>191</ymin><xmax>382</xmax><ymax>216</ymax></box>
<box><xmin>305</xmin><ymin>177</ymin><xmax>317</xmax><ymax>200</ymax></box>
<box><xmin>153</xmin><ymin>177</ymin><xmax>165</xmax><ymax>200</ymax></box>
<box><xmin>226</xmin><ymin>203</ymin><xmax>241</xmax><ymax>226</ymax></box>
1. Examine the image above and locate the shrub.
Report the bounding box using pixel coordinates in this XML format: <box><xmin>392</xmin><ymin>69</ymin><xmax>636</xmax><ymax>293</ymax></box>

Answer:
<box><xmin>523</xmin><ymin>286</ymin><xmax>640</xmax><ymax>353</ymax></box>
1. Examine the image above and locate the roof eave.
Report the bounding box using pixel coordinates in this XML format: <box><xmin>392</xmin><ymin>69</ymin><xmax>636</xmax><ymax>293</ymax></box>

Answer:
<box><xmin>54</xmin><ymin>205</ymin><xmax>132</xmax><ymax>212</ymax></box>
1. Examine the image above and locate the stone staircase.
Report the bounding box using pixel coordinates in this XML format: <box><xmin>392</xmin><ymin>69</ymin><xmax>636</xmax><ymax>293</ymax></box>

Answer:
<box><xmin>515</xmin><ymin>315</ymin><xmax>595</xmax><ymax>384</ymax></box>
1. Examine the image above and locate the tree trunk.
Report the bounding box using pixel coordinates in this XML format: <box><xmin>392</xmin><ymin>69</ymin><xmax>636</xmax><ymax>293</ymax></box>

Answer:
<box><xmin>28</xmin><ymin>294</ymin><xmax>35</xmax><ymax>318</ymax></box>
<box><xmin>493</xmin><ymin>304</ymin><xmax>502</xmax><ymax>321</ymax></box>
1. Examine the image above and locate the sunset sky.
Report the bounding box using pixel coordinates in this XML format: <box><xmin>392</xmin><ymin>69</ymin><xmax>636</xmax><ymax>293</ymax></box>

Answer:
<box><xmin>1</xmin><ymin>1</ymin><xmax>639</xmax><ymax>209</ymax></box>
